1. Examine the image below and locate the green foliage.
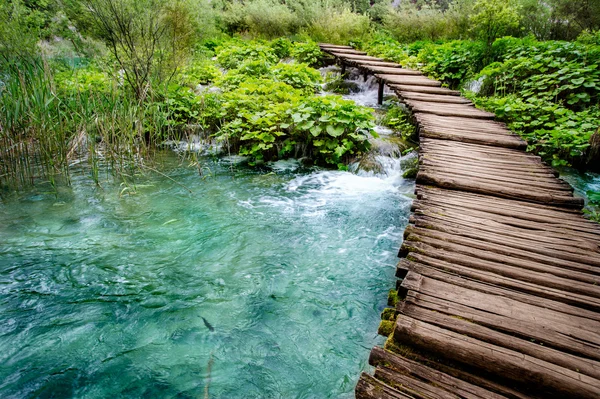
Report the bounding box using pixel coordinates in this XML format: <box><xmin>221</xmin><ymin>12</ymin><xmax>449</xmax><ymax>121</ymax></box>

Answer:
<box><xmin>215</xmin><ymin>42</ymin><xmax>278</xmax><ymax>69</ymax></box>
<box><xmin>302</xmin><ymin>7</ymin><xmax>370</xmax><ymax>44</ymax></box>
<box><xmin>418</xmin><ymin>40</ymin><xmax>485</xmax><ymax>88</ymax></box>
<box><xmin>217</xmin><ymin>58</ymin><xmax>274</xmax><ymax>90</ymax></box>
<box><xmin>382</xmin><ymin>4</ymin><xmax>460</xmax><ymax>43</ymax></box>
<box><xmin>162</xmin><ymin>84</ymin><xmax>203</xmax><ymax>126</ymax></box>
<box><xmin>54</xmin><ymin>66</ymin><xmax>113</xmax><ymax>95</ymax></box>
<box><xmin>478</xmin><ymin>40</ymin><xmax>600</xmax><ymax>108</ymax></box>
<box><xmin>243</xmin><ymin>0</ymin><xmax>298</xmax><ymax>38</ymax></box>
<box><xmin>272</xmin><ymin>63</ymin><xmax>322</xmax><ymax>93</ymax></box>
<box><xmin>283</xmin><ymin>95</ymin><xmax>374</xmax><ymax>166</ymax></box>
<box><xmin>178</xmin><ymin>59</ymin><xmax>221</xmax><ymax>87</ymax></box>
<box><xmin>577</xmin><ymin>30</ymin><xmax>600</xmax><ymax>46</ymax></box>
<box><xmin>270</xmin><ymin>37</ymin><xmax>294</xmax><ymax>58</ymax></box>
<box><xmin>470</xmin><ymin>0</ymin><xmax>521</xmax><ymax>46</ymax></box>
<box><xmin>472</xmin><ymin>95</ymin><xmax>600</xmax><ymax>167</ymax></box>
<box><xmin>290</xmin><ymin>42</ymin><xmax>322</xmax><ymax>66</ymax></box>
<box><xmin>212</xmin><ymin>77</ymin><xmax>374</xmax><ymax>167</ymax></box>
<box><xmin>380</xmin><ymin>102</ymin><xmax>417</xmax><ymax>142</ymax></box>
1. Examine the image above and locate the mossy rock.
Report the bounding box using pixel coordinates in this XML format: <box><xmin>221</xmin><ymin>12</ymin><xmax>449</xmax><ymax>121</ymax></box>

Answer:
<box><xmin>323</xmin><ymin>80</ymin><xmax>360</xmax><ymax>95</ymax></box>
<box><xmin>387</xmin><ymin>289</ymin><xmax>399</xmax><ymax>307</ymax></box>
<box><xmin>381</xmin><ymin>307</ymin><xmax>396</xmax><ymax>321</ymax></box>
<box><xmin>378</xmin><ymin>320</ymin><xmax>394</xmax><ymax>336</ymax></box>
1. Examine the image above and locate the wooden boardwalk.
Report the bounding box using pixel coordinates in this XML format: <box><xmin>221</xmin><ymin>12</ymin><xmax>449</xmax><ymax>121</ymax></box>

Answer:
<box><xmin>319</xmin><ymin>44</ymin><xmax>600</xmax><ymax>399</ymax></box>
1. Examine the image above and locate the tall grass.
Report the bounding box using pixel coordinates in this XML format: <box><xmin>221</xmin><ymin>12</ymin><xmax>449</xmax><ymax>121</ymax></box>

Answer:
<box><xmin>0</xmin><ymin>59</ymin><xmax>168</xmax><ymax>191</ymax></box>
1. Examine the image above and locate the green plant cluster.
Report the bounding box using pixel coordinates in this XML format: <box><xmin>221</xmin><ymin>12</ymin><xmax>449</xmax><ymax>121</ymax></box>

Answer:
<box><xmin>160</xmin><ymin>40</ymin><xmax>374</xmax><ymax>167</ymax></box>
<box><xmin>201</xmin><ymin>41</ymin><xmax>375</xmax><ymax>167</ymax></box>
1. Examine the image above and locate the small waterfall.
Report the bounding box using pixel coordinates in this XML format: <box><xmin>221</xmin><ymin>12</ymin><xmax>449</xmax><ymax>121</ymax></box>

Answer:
<box><xmin>320</xmin><ymin>66</ymin><xmax>414</xmax><ymax>180</ymax></box>
<box><xmin>465</xmin><ymin>76</ymin><xmax>485</xmax><ymax>94</ymax></box>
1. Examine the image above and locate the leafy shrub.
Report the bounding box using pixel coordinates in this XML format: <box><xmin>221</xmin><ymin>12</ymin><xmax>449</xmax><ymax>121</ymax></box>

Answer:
<box><xmin>217</xmin><ymin>59</ymin><xmax>274</xmax><ymax>90</ymax></box>
<box><xmin>472</xmin><ymin>95</ymin><xmax>600</xmax><ymax>167</ymax></box>
<box><xmin>178</xmin><ymin>59</ymin><xmax>221</xmax><ymax>87</ymax></box>
<box><xmin>55</xmin><ymin>66</ymin><xmax>112</xmax><ymax>95</ymax></box>
<box><xmin>290</xmin><ymin>42</ymin><xmax>322</xmax><ymax>66</ymax></box>
<box><xmin>303</xmin><ymin>7</ymin><xmax>370</xmax><ymax>45</ymax></box>
<box><xmin>213</xmin><ymin>78</ymin><xmax>374</xmax><ymax>167</ymax></box>
<box><xmin>380</xmin><ymin>102</ymin><xmax>417</xmax><ymax>142</ymax></box>
<box><xmin>418</xmin><ymin>40</ymin><xmax>485</xmax><ymax>88</ymax></box>
<box><xmin>270</xmin><ymin>37</ymin><xmax>294</xmax><ymax>58</ymax></box>
<box><xmin>382</xmin><ymin>4</ymin><xmax>457</xmax><ymax>43</ymax></box>
<box><xmin>477</xmin><ymin>40</ymin><xmax>600</xmax><ymax>108</ymax></box>
<box><xmin>243</xmin><ymin>0</ymin><xmax>298</xmax><ymax>38</ymax></box>
<box><xmin>162</xmin><ymin>84</ymin><xmax>203</xmax><ymax>127</ymax></box>
<box><xmin>272</xmin><ymin>63</ymin><xmax>322</xmax><ymax>94</ymax></box>
<box><xmin>470</xmin><ymin>0</ymin><xmax>521</xmax><ymax>46</ymax></box>
<box><xmin>215</xmin><ymin>42</ymin><xmax>278</xmax><ymax>69</ymax></box>
<box><xmin>283</xmin><ymin>95</ymin><xmax>375</xmax><ymax>166</ymax></box>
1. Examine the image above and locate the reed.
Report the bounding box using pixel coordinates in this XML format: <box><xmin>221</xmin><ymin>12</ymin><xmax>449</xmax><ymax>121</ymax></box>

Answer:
<box><xmin>0</xmin><ymin>58</ymin><xmax>169</xmax><ymax>192</ymax></box>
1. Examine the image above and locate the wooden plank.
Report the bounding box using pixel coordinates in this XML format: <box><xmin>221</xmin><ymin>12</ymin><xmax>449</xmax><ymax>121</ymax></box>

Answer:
<box><xmin>416</xmin><ymin>186</ymin><xmax>591</xmax><ymax>218</ymax></box>
<box><xmin>416</xmin><ymin>170</ymin><xmax>584</xmax><ymax>208</ymax></box>
<box><xmin>398</xmin><ymin>300</ymin><xmax>600</xmax><ymax>380</ymax></box>
<box><xmin>322</xmin><ymin>48</ymin><xmax>367</xmax><ymax>55</ymax></box>
<box><xmin>420</xmin><ymin>166</ymin><xmax>573</xmax><ymax>193</ymax></box>
<box><xmin>413</xmin><ymin>203</ymin><xmax>600</xmax><ymax>243</ymax></box>
<box><xmin>348</xmin><ymin>60</ymin><xmax>403</xmax><ymax>68</ymax></box>
<box><xmin>400</xmin><ymin>91</ymin><xmax>472</xmax><ymax>104</ymax></box>
<box><xmin>411</xmin><ymin>107</ymin><xmax>495</xmax><ymax>119</ymax></box>
<box><xmin>399</xmin><ymin>273</ymin><xmax>600</xmax><ymax>353</ymax></box>
<box><xmin>330</xmin><ymin>53</ymin><xmax>385</xmax><ymax>62</ymax></box>
<box><xmin>374</xmin><ymin>367</ymin><xmax>461</xmax><ymax>399</ymax></box>
<box><xmin>393</xmin><ymin>315</ymin><xmax>600</xmax><ymax>399</ymax></box>
<box><xmin>355</xmin><ymin>373</ymin><xmax>415</xmax><ymax>399</ymax></box>
<box><xmin>369</xmin><ymin>347</ymin><xmax>515</xmax><ymax>399</ymax></box>
<box><xmin>416</xmin><ymin>113</ymin><xmax>508</xmax><ymax>126</ymax></box>
<box><xmin>361</xmin><ymin>66</ymin><xmax>422</xmax><ymax>76</ymax></box>
<box><xmin>318</xmin><ymin>43</ymin><xmax>353</xmax><ymax>49</ymax></box>
<box><xmin>410</xmin><ymin>213</ymin><xmax>600</xmax><ymax>255</ymax></box>
<box><xmin>390</xmin><ymin>84</ymin><xmax>460</xmax><ymax>96</ymax></box>
<box><xmin>419</xmin><ymin>129</ymin><xmax>527</xmax><ymax>149</ymax></box>
<box><xmin>397</xmin><ymin>258</ymin><xmax>600</xmax><ymax>320</ymax></box>
<box><xmin>404</xmin><ymin>224</ymin><xmax>600</xmax><ymax>270</ymax></box>
<box><xmin>401</xmin><ymin>239</ymin><xmax>600</xmax><ymax>298</ymax></box>
<box><xmin>377</xmin><ymin>74</ymin><xmax>442</xmax><ymax>87</ymax></box>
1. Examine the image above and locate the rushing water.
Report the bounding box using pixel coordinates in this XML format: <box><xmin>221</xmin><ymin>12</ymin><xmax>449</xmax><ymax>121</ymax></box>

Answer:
<box><xmin>0</xmin><ymin>68</ymin><xmax>415</xmax><ymax>398</ymax></box>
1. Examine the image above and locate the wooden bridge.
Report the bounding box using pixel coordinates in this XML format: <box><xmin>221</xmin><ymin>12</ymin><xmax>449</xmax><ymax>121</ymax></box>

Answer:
<box><xmin>319</xmin><ymin>44</ymin><xmax>600</xmax><ymax>399</ymax></box>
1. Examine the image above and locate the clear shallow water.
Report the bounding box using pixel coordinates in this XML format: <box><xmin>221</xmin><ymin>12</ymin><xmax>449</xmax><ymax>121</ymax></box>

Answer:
<box><xmin>0</xmin><ymin>156</ymin><xmax>414</xmax><ymax>398</ymax></box>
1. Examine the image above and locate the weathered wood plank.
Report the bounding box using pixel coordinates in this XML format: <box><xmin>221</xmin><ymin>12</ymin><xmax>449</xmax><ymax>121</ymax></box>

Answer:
<box><xmin>361</xmin><ymin>66</ymin><xmax>423</xmax><ymax>76</ymax></box>
<box><xmin>396</xmin><ymin>258</ymin><xmax>600</xmax><ymax>320</ymax></box>
<box><xmin>399</xmin><ymin>91</ymin><xmax>473</xmax><ymax>104</ymax></box>
<box><xmin>393</xmin><ymin>315</ymin><xmax>600</xmax><ymax>399</ymax></box>
<box><xmin>355</xmin><ymin>373</ymin><xmax>416</xmax><ymax>399</ymax></box>
<box><xmin>377</xmin><ymin>74</ymin><xmax>442</xmax><ymax>87</ymax></box>
<box><xmin>416</xmin><ymin>170</ymin><xmax>584</xmax><ymax>208</ymax></box>
<box><xmin>390</xmin><ymin>84</ymin><xmax>461</xmax><ymax>96</ymax></box>
<box><xmin>369</xmin><ymin>347</ymin><xmax>515</xmax><ymax>399</ymax></box>
<box><xmin>330</xmin><ymin>53</ymin><xmax>386</xmax><ymax>62</ymax></box>
<box><xmin>398</xmin><ymin>300</ymin><xmax>600</xmax><ymax>380</ymax></box>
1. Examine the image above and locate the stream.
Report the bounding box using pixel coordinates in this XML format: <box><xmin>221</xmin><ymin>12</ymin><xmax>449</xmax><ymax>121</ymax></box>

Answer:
<box><xmin>0</xmin><ymin>71</ymin><xmax>415</xmax><ymax>398</ymax></box>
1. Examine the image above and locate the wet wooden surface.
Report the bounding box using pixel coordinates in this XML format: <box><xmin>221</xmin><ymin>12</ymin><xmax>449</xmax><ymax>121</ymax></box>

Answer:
<box><xmin>320</xmin><ymin>44</ymin><xmax>600</xmax><ymax>399</ymax></box>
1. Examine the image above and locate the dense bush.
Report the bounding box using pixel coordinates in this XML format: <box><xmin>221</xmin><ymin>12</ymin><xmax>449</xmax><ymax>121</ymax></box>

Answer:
<box><xmin>216</xmin><ymin>42</ymin><xmax>278</xmax><ymax>69</ymax></box>
<box><xmin>418</xmin><ymin>40</ymin><xmax>485</xmax><ymax>88</ymax></box>
<box><xmin>290</xmin><ymin>42</ymin><xmax>322</xmax><ymax>66</ymax></box>
<box><xmin>302</xmin><ymin>7</ymin><xmax>370</xmax><ymax>44</ymax></box>
<box><xmin>272</xmin><ymin>63</ymin><xmax>322</xmax><ymax>93</ymax></box>
<box><xmin>212</xmin><ymin>79</ymin><xmax>375</xmax><ymax>166</ymax></box>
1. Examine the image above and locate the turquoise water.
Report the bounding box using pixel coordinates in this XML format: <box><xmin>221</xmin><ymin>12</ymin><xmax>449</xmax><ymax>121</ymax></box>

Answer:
<box><xmin>0</xmin><ymin>156</ymin><xmax>414</xmax><ymax>398</ymax></box>
<box><xmin>560</xmin><ymin>168</ymin><xmax>600</xmax><ymax>208</ymax></box>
